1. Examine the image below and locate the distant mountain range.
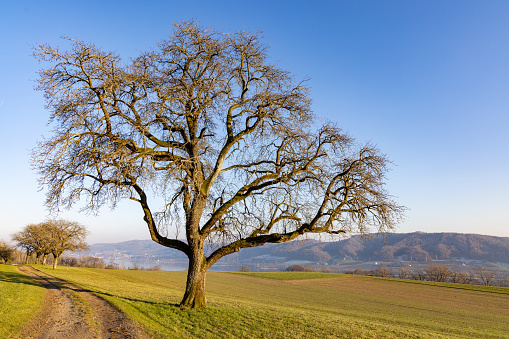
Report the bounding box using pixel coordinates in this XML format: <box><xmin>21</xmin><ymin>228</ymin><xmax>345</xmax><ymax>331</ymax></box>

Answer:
<box><xmin>87</xmin><ymin>232</ymin><xmax>509</xmax><ymax>266</ymax></box>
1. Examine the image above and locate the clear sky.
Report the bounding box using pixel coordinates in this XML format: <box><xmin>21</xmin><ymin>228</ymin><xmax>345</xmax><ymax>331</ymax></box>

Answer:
<box><xmin>1</xmin><ymin>0</ymin><xmax>508</xmax><ymax>244</ymax></box>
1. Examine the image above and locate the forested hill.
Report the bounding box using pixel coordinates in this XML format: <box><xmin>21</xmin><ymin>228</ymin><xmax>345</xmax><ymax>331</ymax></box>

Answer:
<box><xmin>88</xmin><ymin>232</ymin><xmax>509</xmax><ymax>264</ymax></box>
<box><xmin>321</xmin><ymin>232</ymin><xmax>509</xmax><ymax>263</ymax></box>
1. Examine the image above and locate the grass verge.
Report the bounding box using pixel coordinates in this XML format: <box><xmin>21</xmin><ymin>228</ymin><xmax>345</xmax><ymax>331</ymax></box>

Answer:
<box><xmin>0</xmin><ymin>265</ymin><xmax>46</xmax><ymax>338</ymax></box>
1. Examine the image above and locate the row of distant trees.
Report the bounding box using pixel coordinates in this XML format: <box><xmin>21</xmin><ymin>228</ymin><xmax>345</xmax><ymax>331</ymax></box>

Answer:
<box><xmin>345</xmin><ymin>264</ymin><xmax>509</xmax><ymax>287</ymax></box>
<box><xmin>283</xmin><ymin>263</ymin><xmax>509</xmax><ymax>287</ymax></box>
<box><xmin>3</xmin><ymin>220</ymin><xmax>89</xmax><ymax>269</ymax></box>
<box><xmin>59</xmin><ymin>255</ymin><xmax>163</xmax><ymax>271</ymax></box>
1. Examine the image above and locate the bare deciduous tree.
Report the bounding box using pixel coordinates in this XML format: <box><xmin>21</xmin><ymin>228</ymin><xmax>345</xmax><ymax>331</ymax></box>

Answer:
<box><xmin>0</xmin><ymin>241</ymin><xmax>16</xmax><ymax>264</ymax></box>
<box><xmin>43</xmin><ymin>220</ymin><xmax>89</xmax><ymax>269</ymax></box>
<box><xmin>398</xmin><ymin>265</ymin><xmax>412</xmax><ymax>280</ymax></box>
<box><xmin>12</xmin><ymin>228</ymin><xmax>36</xmax><ymax>264</ymax></box>
<box><xmin>473</xmin><ymin>266</ymin><xmax>497</xmax><ymax>286</ymax></box>
<box><xmin>448</xmin><ymin>270</ymin><xmax>466</xmax><ymax>284</ymax></box>
<box><xmin>424</xmin><ymin>264</ymin><xmax>450</xmax><ymax>282</ymax></box>
<box><xmin>12</xmin><ymin>220</ymin><xmax>88</xmax><ymax>268</ymax></box>
<box><xmin>26</xmin><ymin>223</ymin><xmax>52</xmax><ymax>264</ymax></box>
<box><xmin>33</xmin><ymin>21</ymin><xmax>404</xmax><ymax>307</ymax></box>
<box><xmin>412</xmin><ymin>269</ymin><xmax>427</xmax><ymax>281</ymax></box>
<box><xmin>13</xmin><ymin>223</ymin><xmax>52</xmax><ymax>264</ymax></box>
<box><xmin>374</xmin><ymin>264</ymin><xmax>393</xmax><ymax>278</ymax></box>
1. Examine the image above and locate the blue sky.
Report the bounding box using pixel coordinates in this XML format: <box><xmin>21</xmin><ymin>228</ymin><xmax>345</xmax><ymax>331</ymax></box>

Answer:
<box><xmin>1</xmin><ymin>0</ymin><xmax>508</xmax><ymax>243</ymax></box>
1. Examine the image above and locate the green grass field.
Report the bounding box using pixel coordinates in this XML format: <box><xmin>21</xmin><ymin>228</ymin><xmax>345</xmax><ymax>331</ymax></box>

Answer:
<box><xmin>28</xmin><ymin>265</ymin><xmax>509</xmax><ymax>338</ymax></box>
<box><xmin>0</xmin><ymin>265</ymin><xmax>46</xmax><ymax>338</ymax></box>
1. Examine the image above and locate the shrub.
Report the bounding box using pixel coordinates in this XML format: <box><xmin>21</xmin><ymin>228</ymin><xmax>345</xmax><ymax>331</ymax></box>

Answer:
<box><xmin>285</xmin><ymin>265</ymin><xmax>315</xmax><ymax>272</ymax></box>
<box><xmin>318</xmin><ymin>267</ymin><xmax>336</xmax><ymax>273</ymax></box>
<box><xmin>239</xmin><ymin>265</ymin><xmax>251</xmax><ymax>272</ymax></box>
<box><xmin>60</xmin><ymin>255</ymin><xmax>105</xmax><ymax>268</ymax></box>
<box><xmin>105</xmin><ymin>263</ymin><xmax>119</xmax><ymax>270</ymax></box>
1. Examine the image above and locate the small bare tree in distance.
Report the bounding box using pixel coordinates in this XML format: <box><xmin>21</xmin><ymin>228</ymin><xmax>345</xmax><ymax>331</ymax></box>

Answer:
<box><xmin>32</xmin><ymin>21</ymin><xmax>404</xmax><ymax>308</ymax></box>
<box><xmin>473</xmin><ymin>266</ymin><xmax>497</xmax><ymax>286</ymax></box>
<box><xmin>0</xmin><ymin>241</ymin><xmax>16</xmax><ymax>264</ymax></box>
<box><xmin>425</xmin><ymin>264</ymin><xmax>450</xmax><ymax>282</ymax></box>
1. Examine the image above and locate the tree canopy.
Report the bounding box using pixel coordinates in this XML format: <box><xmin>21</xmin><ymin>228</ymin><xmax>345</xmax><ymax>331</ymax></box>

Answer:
<box><xmin>12</xmin><ymin>223</ymin><xmax>52</xmax><ymax>264</ymax></box>
<box><xmin>12</xmin><ymin>220</ymin><xmax>88</xmax><ymax>268</ymax></box>
<box><xmin>33</xmin><ymin>21</ymin><xmax>404</xmax><ymax>307</ymax></box>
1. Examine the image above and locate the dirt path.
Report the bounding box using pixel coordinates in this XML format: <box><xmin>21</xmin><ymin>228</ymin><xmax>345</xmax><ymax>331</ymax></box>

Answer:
<box><xmin>14</xmin><ymin>265</ymin><xmax>149</xmax><ymax>339</ymax></box>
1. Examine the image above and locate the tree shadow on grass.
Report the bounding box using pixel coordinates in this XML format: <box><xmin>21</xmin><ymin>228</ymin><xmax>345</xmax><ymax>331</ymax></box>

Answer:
<box><xmin>4</xmin><ymin>265</ymin><xmax>68</xmax><ymax>292</ymax></box>
<box><xmin>0</xmin><ymin>265</ymin><xmax>48</xmax><ymax>288</ymax></box>
<box><xmin>94</xmin><ymin>290</ymin><xmax>180</xmax><ymax>308</ymax></box>
<box><xmin>9</xmin><ymin>265</ymin><xmax>182</xmax><ymax>308</ymax></box>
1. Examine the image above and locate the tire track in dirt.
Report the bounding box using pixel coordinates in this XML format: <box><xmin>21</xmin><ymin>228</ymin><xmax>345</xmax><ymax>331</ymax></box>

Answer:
<box><xmin>14</xmin><ymin>265</ymin><xmax>149</xmax><ymax>339</ymax></box>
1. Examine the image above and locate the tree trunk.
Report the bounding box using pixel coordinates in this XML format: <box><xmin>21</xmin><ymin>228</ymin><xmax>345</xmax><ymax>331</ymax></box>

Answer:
<box><xmin>180</xmin><ymin>252</ymin><xmax>207</xmax><ymax>308</ymax></box>
<box><xmin>53</xmin><ymin>255</ymin><xmax>59</xmax><ymax>269</ymax></box>
<box><xmin>42</xmin><ymin>254</ymin><xmax>48</xmax><ymax>265</ymax></box>
<box><xmin>24</xmin><ymin>251</ymin><xmax>31</xmax><ymax>264</ymax></box>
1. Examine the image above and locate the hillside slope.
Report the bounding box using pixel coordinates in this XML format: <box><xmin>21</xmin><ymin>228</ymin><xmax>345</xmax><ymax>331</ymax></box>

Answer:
<box><xmin>324</xmin><ymin>232</ymin><xmax>509</xmax><ymax>263</ymax></box>
<box><xmin>87</xmin><ymin>232</ymin><xmax>509</xmax><ymax>265</ymax></box>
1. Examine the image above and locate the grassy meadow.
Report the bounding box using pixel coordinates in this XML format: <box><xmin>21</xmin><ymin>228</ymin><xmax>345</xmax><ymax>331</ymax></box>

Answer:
<box><xmin>23</xmin><ymin>265</ymin><xmax>509</xmax><ymax>338</ymax></box>
<box><xmin>0</xmin><ymin>265</ymin><xmax>46</xmax><ymax>338</ymax></box>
